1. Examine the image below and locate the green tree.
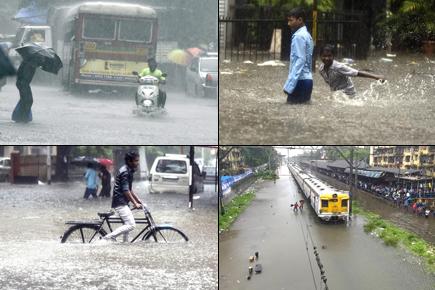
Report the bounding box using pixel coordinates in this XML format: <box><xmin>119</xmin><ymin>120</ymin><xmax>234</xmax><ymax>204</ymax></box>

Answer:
<box><xmin>240</xmin><ymin>146</ymin><xmax>279</xmax><ymax>170</ymax></box>
<box><xmin>324</xmin><ymin>146</ymin><xmax>369</xmax><ymax>162</ymax></box>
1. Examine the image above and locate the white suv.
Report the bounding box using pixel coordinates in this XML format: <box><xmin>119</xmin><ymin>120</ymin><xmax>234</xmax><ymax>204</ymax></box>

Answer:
<box><xmin>149</xmin><ymin>154</ymin><xmax>205</xmax><ymax>194</ymax></box>
<box><xmin>0</xmin><ymin>157</ymin><xmax>11</xmax><ymax>182</ymax></box>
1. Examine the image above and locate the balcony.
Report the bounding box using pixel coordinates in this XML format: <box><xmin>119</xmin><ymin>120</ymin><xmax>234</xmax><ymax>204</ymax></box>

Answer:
<box><xmin>420</xmin><ymin>146</ymin><xmax>429</xmax><ymax>155</ymax></box>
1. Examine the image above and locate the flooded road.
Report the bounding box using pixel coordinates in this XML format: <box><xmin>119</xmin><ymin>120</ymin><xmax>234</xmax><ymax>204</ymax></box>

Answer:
<box><xmin>0</xmin><ymin>181</ymin><xmax>217</xmax><ymax>289</ymax></box>
<box><xmin>219</xmin><ymin>54</ymin><xmax>435</xmax><ymax>144</ymax></box>
<box><xmin>0</xmin><ymin>81</ymin><xmax>217</xmax><ymax>144</ymax></box>
<box><xmin>219</xmin><ymin>166</ymin><xmax>435</xmax><ymax>290</ymax></box>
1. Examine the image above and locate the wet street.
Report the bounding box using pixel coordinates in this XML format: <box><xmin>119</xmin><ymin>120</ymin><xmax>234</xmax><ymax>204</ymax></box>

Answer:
<box><xmin>219</xmin><ymin>166</ymin><xmax>435</xmax><ymax>290</ymax></box>
<box><xmin>0</xmin><ymin>181</ymin><xmax>218</xmax><ymax>289</ymax></box>
<box><xmin>219</xmin><ymin>54</ymin><xmax>435</xmax><ymax>144</ymax></box>
<box><xmin>0</xmin><ymin>80</ymin><xmax>217</xmax><ymax>144</ymax></box>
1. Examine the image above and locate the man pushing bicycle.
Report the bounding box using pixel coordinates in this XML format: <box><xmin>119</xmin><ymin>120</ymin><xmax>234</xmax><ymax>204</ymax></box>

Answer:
<box><xmin>103</xmin><ymin>151</ymin><xmax>144</xmax><ymax>243</ymax></box>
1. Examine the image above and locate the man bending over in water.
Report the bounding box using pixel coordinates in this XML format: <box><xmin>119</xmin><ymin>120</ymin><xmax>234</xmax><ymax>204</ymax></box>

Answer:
<box><xmin>319</xmin><ymin>44</ymin><xmax>385</xmax><ymax>96</ymax></box>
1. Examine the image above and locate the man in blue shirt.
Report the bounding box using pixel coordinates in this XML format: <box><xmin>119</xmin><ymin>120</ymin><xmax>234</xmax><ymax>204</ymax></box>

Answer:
<box><xmin>283</xmin><ymin>8</ymin><xmax>314</xmax><ymax>103</ymax></box>
<box><xmin>83</xmin><ymin>163</ymin><xmax>98</xmax><ymax>199</ymax></box>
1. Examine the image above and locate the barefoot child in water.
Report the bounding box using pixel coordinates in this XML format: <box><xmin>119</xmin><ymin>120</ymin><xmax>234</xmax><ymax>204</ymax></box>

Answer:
<box><xmin>319</xmin><ymin>44</ymin><xmax>385</xmax><ymax>96</ymax></box>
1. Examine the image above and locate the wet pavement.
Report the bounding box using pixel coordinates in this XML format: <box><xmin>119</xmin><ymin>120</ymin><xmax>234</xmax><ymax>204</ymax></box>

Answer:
<box><xmin>0</xmin><ymin>80</ymin><xmax>217</xmax><ymax>144</ymax></box>
<box><xmin>0</xmin><ymin>181</ymin><xmax>218</xmax><ymax>289</ymax></box>
<box><xmin>219</xmin><ymin>166</ymin><xmax>435</xmax><ymax>290</ymax></box>
<box><xmin>219</xmin><ymin>54</ymin><xmax>435</xmax><ymax>144</ymax></box>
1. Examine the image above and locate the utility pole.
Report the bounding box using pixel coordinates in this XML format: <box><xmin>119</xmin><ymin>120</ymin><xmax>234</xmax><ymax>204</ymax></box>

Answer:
<box><xmin>46</xmin><ymin>146</ymin><xmax>51</xmax><ymax>185</ymax></box>
<box><xmin>189</xmin><ymin>146</ymin><xmax>195</xmax><ymax>209</ymax></box>
<box><xmin>312</xmin><ymin>0</ymin><xmax>318</xmax><ymax>72</ymax></box>
<box><xmin>219</xmin><ymin>146</ymin><xmax>235</xmax><ymax>216</ymax></box>
<box><xmin>139</xmin><ymin>146</ymin><xmax>148</xmax><ymax>179</ymax></box>
<box><xmin>348</xmin><ymin>148</ymin><xmax>354</xmax><ymax>217</ymax></box>
<box><xmin>334</xmin><ymin>146</ymin><xmax>355</xmax><ymax>218</ymax></box>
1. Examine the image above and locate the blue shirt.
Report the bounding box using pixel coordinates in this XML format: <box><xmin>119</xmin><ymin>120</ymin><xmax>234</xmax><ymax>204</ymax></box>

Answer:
<box><xmin>111</xmin><ymin>165</ymin><xmax>134</xmax><ymax>208</ymax></box>
<box><xmin>283</xmin><ymin>26</ymin><xmax>313</xmax><ymax>94</ymax></box>
<box><xmin>85</xmin><ymin>168</ymin><xmax>97</xmax><ymax>189</ymax></box>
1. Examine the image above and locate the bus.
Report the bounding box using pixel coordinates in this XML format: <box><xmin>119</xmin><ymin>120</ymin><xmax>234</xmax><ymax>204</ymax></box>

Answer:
<box><xmin>288</xmin><ymin>163</ymin><xmax>349</xmax><ymax>221</ymax></box>
<box><xmin>49</xmin><ymin>2</ymin><xmax>158</xmax><ymax>89</ymax></box>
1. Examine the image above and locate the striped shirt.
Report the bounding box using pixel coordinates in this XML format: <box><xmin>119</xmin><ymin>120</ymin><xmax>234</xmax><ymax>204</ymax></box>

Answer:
<box><xmin>111</xmin><ymin>165</ymin><xmax>134</xmax><ymax>208</ymax></box>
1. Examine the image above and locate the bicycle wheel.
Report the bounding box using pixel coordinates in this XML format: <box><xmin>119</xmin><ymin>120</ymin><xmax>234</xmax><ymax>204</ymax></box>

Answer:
<box><xmin>61</xmin><ymin>224</ymin><xmax>107</xmax><ymax>244</ymax></box>
<box><xmin>143</xmin><ymin>226</ymin><xmax>188</xmax><ymax>243</ymax></box>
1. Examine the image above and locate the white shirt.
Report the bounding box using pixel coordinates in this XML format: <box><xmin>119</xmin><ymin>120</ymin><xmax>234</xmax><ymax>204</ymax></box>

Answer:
<box><xmin>319</xmin><ymin>60</ymin><xmax>359</xmax><ymax>95</ymax></box>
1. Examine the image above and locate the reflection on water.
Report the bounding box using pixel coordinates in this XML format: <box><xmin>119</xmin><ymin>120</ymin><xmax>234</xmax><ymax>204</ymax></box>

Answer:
<box><xmin>0</xmin><ymin>182</ymin><xmax>217</xmax><ymax>289</ymax></box>
<box><xmin>220</xmin><ymin>55</ymin><xmax>435</xmax><ymax>144</ymax></box>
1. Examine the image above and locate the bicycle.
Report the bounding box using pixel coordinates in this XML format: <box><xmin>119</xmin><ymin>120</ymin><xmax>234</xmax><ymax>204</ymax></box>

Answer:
<box><xmin>61</xmin><ymin>206</ymin><xmax>188</xmax><ymax>244</ymax></box>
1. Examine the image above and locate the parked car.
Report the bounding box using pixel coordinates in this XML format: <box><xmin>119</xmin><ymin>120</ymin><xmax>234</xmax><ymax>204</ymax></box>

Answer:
<box><xmin>203</xmin><ymin>166</ymin><xmax>217</xmax><ymax>184</ymax></box>
<box><xmin>185</xmin><ymin>52</ymin><xmax>217</xmax><ymax>98</ymax></box>
<box><xmin>149</xmin><ymin>154</ymin><xmax>205</xmax><ymax>194</ymax></box>
<box><xmin>0</xmin><ymin>157</ymin><xmax>11</xmax><ymax>182</ymax></box>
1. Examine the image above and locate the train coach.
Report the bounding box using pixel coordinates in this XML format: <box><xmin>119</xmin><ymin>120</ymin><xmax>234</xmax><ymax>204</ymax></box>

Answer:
<box><xmin>288</xmin><ymin>163</ymin><xmax>350</xmax><ymax>221</ymax></box>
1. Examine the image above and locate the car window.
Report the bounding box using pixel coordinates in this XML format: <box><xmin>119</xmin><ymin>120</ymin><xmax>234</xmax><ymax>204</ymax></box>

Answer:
<box><xmin>4</xmin><ymin>160</ymin><xmax>11</xmax><ymax>167</ymax></box>
<box><xmin>156</xmin><ymin>160</ymin><xmax>187</xmax><ymax>174</ymax></box>
<box><xmin>200</xmin><ymin>58</ymin><xmax>217</xmax><ymax>72</ymax></box>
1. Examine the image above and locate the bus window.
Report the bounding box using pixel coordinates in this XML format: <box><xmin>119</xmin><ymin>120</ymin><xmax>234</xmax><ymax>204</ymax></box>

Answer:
<box><xmin>118</xmin><ymin>19</ymin><xmax>152</xmax><ymax>42</ymax></box>
<box><xmin>341</xmin><ymin>199</ymin><xmax>348</xmax><ymax>207</ymax></box>
<box><xmin>83</xmin><ymin>17</ymin><xmax>116</xmax><ymax>40</ymax></box>
<box><xmin>321</xmin><ymin>200</ymin><xmax>328</xmax><ymax>208</ymax></box>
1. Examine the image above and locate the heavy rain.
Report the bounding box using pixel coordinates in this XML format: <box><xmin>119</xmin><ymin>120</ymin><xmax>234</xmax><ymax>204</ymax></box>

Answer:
<box><xmin>219</xmin><ymin>146</ymin><xmax>435</xmax><ymax>290</ymax></box>
<box><xmin>0</xmin><ymin>145</ymin><xmax>218</xmax><ymax>289</ymax></box>
<box><xmin>219</xmin><ymin>1</ymin><xmax>435</xmax><ymax>144</ymax></box>
<box><xmin>0</xmin><ymin>0</ymin><xmax>218</xmax><ymax>144</ymax></box>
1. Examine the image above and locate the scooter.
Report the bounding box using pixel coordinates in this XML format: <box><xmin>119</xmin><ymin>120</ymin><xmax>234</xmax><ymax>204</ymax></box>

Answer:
<box><xmin>132</xmin><ymin>71</ymin><xmax>167</xmax><ymax>115</ymax></box>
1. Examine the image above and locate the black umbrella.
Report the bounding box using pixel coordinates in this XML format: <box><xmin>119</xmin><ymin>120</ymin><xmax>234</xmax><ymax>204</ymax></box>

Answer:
<box><xmin>71</xmin><ymin>156</ymin><xmax>100</xmax><ymax>167</ymax></box>
<box><xmin>0</xmin><ymin>47</ymin><xmax>16</xmax><ymax>78</ymax></box>
<box><xmin>16</xmin><ymin>43</ymin><xmax>62</xmax><ymax>74</ymax></box>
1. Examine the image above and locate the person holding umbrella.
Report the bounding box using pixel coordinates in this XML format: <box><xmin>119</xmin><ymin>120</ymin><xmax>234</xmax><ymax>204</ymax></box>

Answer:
<box><xmin>12</xmin><ymin>43</ymin><xmax>62</xmax><ymax>123</ymax></box>
<box><xmin>98</xmin><ymin>159</ymin><xmax>113</xmax><ymax>198</ymax></box>
<box><xmin>83</xmin><ymin>162</ymin><xmax>98</xmax><ymax>200</ymax></box>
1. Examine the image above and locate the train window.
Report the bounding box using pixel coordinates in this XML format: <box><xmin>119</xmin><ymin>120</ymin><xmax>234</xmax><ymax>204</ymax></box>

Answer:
<box><xmin>341</xmin><ymin>199</ymin><xmax>348</xmax><ymax>207</ymax></box>
<box><xmin>321</xmin><ymin>200</ymin><xmax>328</xmax><ymax>207</ymax></box>
<box><xmin>330</xmin><ymin>199</ymin><xmax>338</xmax><ymax>202</ymax></box>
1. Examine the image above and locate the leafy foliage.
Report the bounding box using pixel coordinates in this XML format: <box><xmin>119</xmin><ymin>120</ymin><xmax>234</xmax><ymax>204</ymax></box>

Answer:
<box><xmin>382</xmin><ymin>0</ymin><xmax>435</xmax><ymax>49</ymax></box>
<box><xmin>241</xmin><ymin>146</ymin><xmax>279</xmax><ymax>170</ymax></box>
<box><xmin>219</xmin><ymin>190</ymin><xmax>256</xmax><ymax>232</ymax></box>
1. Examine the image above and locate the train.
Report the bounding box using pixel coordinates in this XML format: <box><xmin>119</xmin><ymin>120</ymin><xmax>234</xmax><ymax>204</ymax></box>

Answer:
<box><xmin>288</xmin><ymin>162</ymin><xmax>350</xmax><ymax>221</ymax></box>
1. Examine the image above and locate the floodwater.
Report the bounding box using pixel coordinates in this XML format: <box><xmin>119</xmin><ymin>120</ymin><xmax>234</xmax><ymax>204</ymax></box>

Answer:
<box><xmin>0</xmin><ymin>80</ymin><xmax>217</xmax><ymax>144</ymax></box>
<box><xmin>0</xmin><ymin>181</ymin><xmax>218</xmax><ymax>289</ymax></box>
<box><xmin>219</xmin><ymin>54</ymin><xmax>435</xmax><ymax>144</ymax></box>
<box><xmin>317</xmin><ymin>173</ymin><xmax>435</xmax><ymax>244</ymax></box>
<box><xmin>219</xmin><ymin>166</ymin><xmax>435</xmax><ymax>290</ymax></box>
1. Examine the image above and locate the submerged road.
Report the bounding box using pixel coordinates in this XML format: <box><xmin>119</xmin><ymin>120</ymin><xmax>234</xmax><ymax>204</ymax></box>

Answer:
<box><xmin>219</xmin><ymin>166</ymin><xmax>435</xmax><ymax>290</ymax></box>
<box><xmin>0</xmin><ymin>181</ymin><xmax>218</xmax><ymax>289</ymax></box>
<box><xmin>219</xmin><ymin>55</ymin><xmax>435</xmax><ymax>144</ymax></box>
<box><xmin>0</xmin><ymin>80</ymin><xmax>217</xmax><ymax>144</ymax></box>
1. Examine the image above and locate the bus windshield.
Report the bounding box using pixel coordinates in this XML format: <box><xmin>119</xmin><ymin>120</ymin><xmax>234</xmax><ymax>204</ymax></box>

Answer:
<box><xmin>119</xmin><ymin>19</ymin><xmax>153</xmax><ymax>42</ymax></box>
<box><xmin>83</xmin><ymin>17</ymin><xmax>116</xmax><ymax>40</ymax></box>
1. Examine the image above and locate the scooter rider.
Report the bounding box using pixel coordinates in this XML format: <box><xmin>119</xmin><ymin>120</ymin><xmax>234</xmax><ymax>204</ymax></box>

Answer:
<box><xmin>139</xmin><ymin>58</ymin><xmax>166</xmax><ymax>108</ymax></box>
